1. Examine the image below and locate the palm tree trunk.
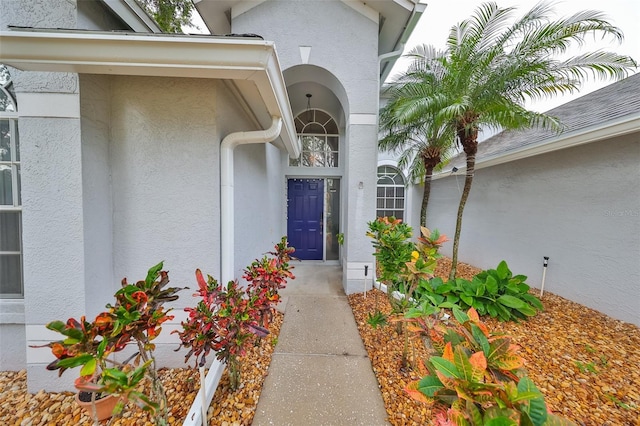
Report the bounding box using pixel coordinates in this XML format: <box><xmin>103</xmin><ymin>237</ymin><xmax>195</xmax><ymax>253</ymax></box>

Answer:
<box><xmin>420</xmin><ymin>165</ymin><xmax>434</xmax><ymax>227</ymax></box>
<box><xmin>449</xmin><ymin>154</ymin><xmax>475</xmax><ymax>281</ymax></box>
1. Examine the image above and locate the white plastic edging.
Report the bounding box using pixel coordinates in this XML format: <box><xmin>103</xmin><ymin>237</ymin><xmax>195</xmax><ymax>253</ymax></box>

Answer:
<box><xmin>182</xmin><ymin>360</ymin><xmax>226</xmax><ymax>426</ymax></box>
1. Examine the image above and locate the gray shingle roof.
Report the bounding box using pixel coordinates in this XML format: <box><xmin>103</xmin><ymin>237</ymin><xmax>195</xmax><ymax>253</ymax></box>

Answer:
<box><xmin>447</xmin><ymin>73</ymin><xmax>640</xmax><ymax>169</ymax></box>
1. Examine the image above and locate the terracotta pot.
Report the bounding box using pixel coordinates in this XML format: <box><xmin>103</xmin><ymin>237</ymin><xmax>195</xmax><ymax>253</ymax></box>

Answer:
<box><xmin>75</xmin><ymin>392</ymin><xmax>119</xmax><ymax>421</ymax></box>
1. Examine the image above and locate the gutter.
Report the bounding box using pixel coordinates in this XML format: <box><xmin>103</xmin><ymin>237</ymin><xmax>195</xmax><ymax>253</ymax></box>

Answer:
<box><xmin>433</xmin><ymin>112</ymin><xmax>640</xmax><ymax>180</ymax></box>
<box><xmin>0</xmin><ymin>29</ymin><xmax>299</xmax><ymax>159</ymax></box>
<box><xmin>379</xmin><ymin>1</ymin><xmax>427</xmax><ymax>84</ymax></box>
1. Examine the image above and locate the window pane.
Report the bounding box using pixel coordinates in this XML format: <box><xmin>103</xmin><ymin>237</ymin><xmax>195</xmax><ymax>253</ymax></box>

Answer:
<box><xmin>289</xmin><ymin>156</ymin><xmax>301</xmax><ymax>167</ymax></box>
<box><xmin>1</xmin><ymin>120</ymin><xmax>10</xmax><ymax>161</ymax></box>
<box><xmin>325</xmin><ymin>119</ymin><xmax>338</xmax><ymax>134</ymax></box>
<box><xmin>377</xmin><ymin>187</ymin><xmax>384</xmax><ymax>197</ymax></box>
<box><xmin>16</xmin><ymin>165</ymin><xmax>20</xmax><ymax>204</ymax></box>
<box><xmin>0</xmin><ymin>168</ymin><xmax>13</xmax><ymax>205</ymax></box>
<box><xmin>0</xmin><ymin>211</ymin><xmax>20</xmax><ymax>251</ymax></box>
<box><xmin>377</xmin><ymin>198</ymin><xmax>384</xmax><ymax>208</ymax></box>
<box><xmin>385</xmin><ymin>187</ymin><xmax>394</xmax><ymax>197</ymax></box>
<box><xmin>0</xmin><ymin>89</ymin><xmax>16</xmax><ymax>113</ymax></box>
<box><xmin>0</xmin><ymin>254</ymin><xmax>22</xmax><ymax>295</ymax></box>
<box><xmin>303</xmin><ymin>123</ymin><xmax>325</xmax><ymax>134</ymax></box>
<box><xmin>14</xmin><ymin>122</ymin><xmax>19</xmax><ymax>161</ymax></box>
<box><xmin>395</xmin><ymin>199</ymin><xmax>404</xmax><ymax>209</ymax></box>
<box><xmin>328</xmin><ymin>151</ymin><xmax>338</xmax><ymax>167</ymax></box>
<box><xmin>313</xmin><ymin>151</ymin><xmax>326</xmax><ymax>167</ymax></box>
<box><xmin>397</xmin><ymin>187</ymin><xmax>404</xmax><ymax>197</ymax></box>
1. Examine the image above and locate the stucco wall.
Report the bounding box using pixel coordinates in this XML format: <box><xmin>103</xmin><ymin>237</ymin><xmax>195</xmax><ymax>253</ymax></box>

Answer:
<box><xmin>233</xmin><ymin>1</ymin><xmax>378</xmax><ymax>114</ymax></box>
<box><xmin>109</xmin><ymin>76</ymin><xmax>224</xmax><ymax>366</ymax></box>
<box><xmin>110</xmin><ymin>76</ymin><xmax>221</xmax><ymax>293</ymax></box>
<box><xmin>80</xmin><ymin>74</ymin><xmax>114</xmax><ymax>316</ymax></box>
<box><xmin>425</xmin><ymin>134</ymin><xmax>640</xmax><ymax>325</ymax></box>
<box><xmin>235</xmin><ymin>142</ymin><xmax>286</xmax><ymax>277</ymax></box>
<box><xmin>234</xmin><ymin>1</ymin><xmax>379</xmax><ymax>291</ymax></box>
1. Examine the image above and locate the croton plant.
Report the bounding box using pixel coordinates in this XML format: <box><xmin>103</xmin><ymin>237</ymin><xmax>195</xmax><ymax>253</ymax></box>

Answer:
<box><xmin>36</xmin><ymin>262</ymin><xmax>185</xmax><ymax>423</ymax></box>
<box><xmin>174</xmin><ymin>236</ymin><xmax>295</xmax><ymax>391</ymax></box>
<box><xmin>405</xmin><ymin>307</ymin><xmax>575</xmax><ymax>426</ymax></box>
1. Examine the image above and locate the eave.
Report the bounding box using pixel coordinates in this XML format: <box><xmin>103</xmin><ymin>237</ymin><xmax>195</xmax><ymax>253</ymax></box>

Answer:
<box><xmin>433</xmin><ymin>112</ymin><xmax>640</xmax><ymax>180</ymax></box>
<box><xmin>0</xmin><ymin>28</ymin><xmax>300</xmax><ymax>158</ymax></box>
<box><xmin>193</xmin><ymin>0</ymin><xmax>427</xmax><ymax>82</ymax></box>
<box><xmin>100</xmin><ymin>0</ymin><xmax>163</xmax><ymax>33</ymax></box>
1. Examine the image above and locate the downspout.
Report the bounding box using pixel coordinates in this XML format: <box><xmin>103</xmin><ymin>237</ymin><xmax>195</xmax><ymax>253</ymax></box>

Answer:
<box><xmin>220</xmin><ymin>116</ymin><xmax>283</xmax><ymax>284</ymax></box>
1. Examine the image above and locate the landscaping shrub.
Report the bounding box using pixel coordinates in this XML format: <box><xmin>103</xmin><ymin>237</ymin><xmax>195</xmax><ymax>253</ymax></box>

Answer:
<box><xmin>35</xmin><ymin>262</ymin><xmax>185</xmax><ymax>423</ymax></box>
<box><xmin>405</xmin><ymin>307</ymin><xmax>575</xmax><ymax>425</ymax></box>
<box><xmin>175</xmin><ymin>237</ymin><xmax>295</xmax><ymax>391</ymax></box>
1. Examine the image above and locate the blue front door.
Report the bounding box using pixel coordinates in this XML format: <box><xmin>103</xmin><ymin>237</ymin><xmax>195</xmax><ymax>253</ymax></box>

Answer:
<box><xmin>287</xmin><ymin>179</ymin><xmax>324</xmax><ymax>260</ymax></box>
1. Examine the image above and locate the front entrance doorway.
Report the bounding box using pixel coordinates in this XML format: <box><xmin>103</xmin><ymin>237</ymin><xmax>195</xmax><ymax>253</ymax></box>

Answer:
<box><xmin>287</xmin><ymin>179</ymin><xmax>324</xmax><ymax>260</ymax></box>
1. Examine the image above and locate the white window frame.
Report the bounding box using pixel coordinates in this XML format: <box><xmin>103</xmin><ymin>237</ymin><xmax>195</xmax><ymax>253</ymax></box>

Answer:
<box><xmin>290</xmin><ymin>109</ymin><xmax>339</xmax><ymax>168</ymax></box>
<box><xmin>376</xmin><ymin>165</ymin><xmax>406</xmax><ymax>220</ymax></box>
<box><xmin>1</xmin><ymin>64</ymin><xmax>22</xmax><ymax>299</ymax></box>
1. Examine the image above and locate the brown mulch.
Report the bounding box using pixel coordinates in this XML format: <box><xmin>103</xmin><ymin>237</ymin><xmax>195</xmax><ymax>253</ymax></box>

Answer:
<box><xmin>0</xmin><ymin>311</ymin><xmax>283</xmax><ymax>426</ymax></box>
<box><xmin>348</xmin><ymin>258</ymin><xmax>640</xmax><ymax>426</ymax></box>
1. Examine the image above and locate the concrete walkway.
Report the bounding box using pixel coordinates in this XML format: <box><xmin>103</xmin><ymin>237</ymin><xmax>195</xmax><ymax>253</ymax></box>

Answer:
<box><xmin>252</xmin><ymin>264</ymin><xmax>389</xmax><ymax>426</ymax></box>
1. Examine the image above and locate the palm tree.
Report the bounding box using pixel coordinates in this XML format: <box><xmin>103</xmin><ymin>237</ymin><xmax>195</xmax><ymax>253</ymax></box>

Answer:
<box><xmin>379</xmin><ymin>53</ymin><xmax>456</xmax><ymax>227</ymax></box>
<box><xmin>391</xmin><ymin>1</ymin><xmax>636</xmax><ymax>280</ymax></box>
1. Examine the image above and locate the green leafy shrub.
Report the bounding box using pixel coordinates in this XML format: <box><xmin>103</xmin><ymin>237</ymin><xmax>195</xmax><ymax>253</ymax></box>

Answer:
<box><xmin>453</xmin><ymin>261</ymin><xmax>543</xmax><ymax>321</ymax></box>
<box><xmin>414</xmin><ymin>261</ymin><xmax>544</xmax><ymax>322</ymax></box>
<box><xmin>406</xmin><ymin>307</ymin><xmax>575</xmax><ymax>426</ymax></box>
<box><xmin>368</xmin><ymin>219</ymin><xmax>448</xmax><ymax>367</ymax></box>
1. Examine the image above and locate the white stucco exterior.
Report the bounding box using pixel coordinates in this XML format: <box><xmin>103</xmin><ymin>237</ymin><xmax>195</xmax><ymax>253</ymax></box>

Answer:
<box><xmin>0</xmin><ymin>0</ymin><xmax>426</xmax><ymax>392</ymax></box>
<box><xmin>233</xmin><ymin>0</ymin><xmax>382</xmax><ymax>291</ymax></box>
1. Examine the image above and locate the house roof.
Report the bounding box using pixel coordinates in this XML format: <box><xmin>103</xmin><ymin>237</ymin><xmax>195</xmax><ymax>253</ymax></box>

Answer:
<box><xmin>438</xmin><ymin>73</ymin><xmax>640</xmax><ymax>177</ymax></box>
<box><xmin>193</xmin><ymin>0</ymin><xmax>427</xmax><ymax>83</ymax></box>
<box><xmin>100</xmin><ymin>0</ymin><xmax>162</xmax><ymax>33</ymax></box>
<box><xmin>0</xmin><ymin>27</ymin><xmax>300</xmax><ymax>158</ymax></box>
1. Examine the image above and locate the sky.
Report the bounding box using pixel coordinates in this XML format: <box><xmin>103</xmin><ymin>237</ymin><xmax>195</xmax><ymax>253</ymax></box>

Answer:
<box><xmin>187</xmin><ymin>1</ymin><xmax>638</xmax><ymax>112</ymax></box>
<box><xmin>393</xmin><ymin>0</ymin><xmax>640</xmax><ymax>112</ymax></box>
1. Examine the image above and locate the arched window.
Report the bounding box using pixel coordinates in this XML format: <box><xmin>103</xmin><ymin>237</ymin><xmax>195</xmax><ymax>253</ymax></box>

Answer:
<box><xmin>290</xmin><ymin>109</ymin><xmax>339</xmax><ymax>167</ymax></box>
<box><xmin>376</xmin><ymin>166</ymin><xmax>405</xmax><ymax>220</ymax></box>
<box><xmin>0</xmin><ymin>64</ymin><xmax>22</xmax><ymax>298</ymax></box>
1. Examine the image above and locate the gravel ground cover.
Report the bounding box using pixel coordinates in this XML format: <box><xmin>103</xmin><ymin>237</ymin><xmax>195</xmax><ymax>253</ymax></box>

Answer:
<box><xmin>3</xmin><ymin>261</ymin><xmax>640</xmax><ymax>426</ymax></box>
<box><xmin>0</xmin><ymin>312</ymin><xmax>283</xmax><ymax>426</ymax></box>
<box><xmin>348</xmin><ymin>258</ymin><xmax>640</xmax><ymax>426</ymax></box>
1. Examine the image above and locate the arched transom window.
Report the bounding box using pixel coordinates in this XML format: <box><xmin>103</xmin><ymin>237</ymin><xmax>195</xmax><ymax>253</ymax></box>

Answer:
<box><xmin>376</xmin><ymin>166</ymin><xmax>405</xmax><ymax>220</ymax></box>
<box><xmin>290</xmin><ymin>109</ymin><xmax>339</xmax><ymax>167</ymax></box>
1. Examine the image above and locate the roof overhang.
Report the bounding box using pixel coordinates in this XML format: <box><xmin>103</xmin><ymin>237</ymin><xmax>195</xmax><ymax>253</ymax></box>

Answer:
<box><xmin>433</xmin><ymin>112</ymin><xmax>640</xmax><ymax>180</ymax></box>
<box><xmin>193</xmin><ymin>0</ymin><xmax>426</xmax><ymax>82</ymax></box>
<box><xmin>100</xmin><ymin>0</ymin><xmax>163</xmax><ymax>33</ymax></box>
<box><xmin>0</xmin><ymin>28</ymin><xmax>300</xmax><ymax>158</ymax></box>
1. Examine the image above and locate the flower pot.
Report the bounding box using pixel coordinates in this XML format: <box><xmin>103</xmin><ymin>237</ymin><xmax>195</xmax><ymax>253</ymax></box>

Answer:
<box><xmin>75</xmin><ymin>392</ymin><xmax>119</xmax><ymax>421</ymax></box>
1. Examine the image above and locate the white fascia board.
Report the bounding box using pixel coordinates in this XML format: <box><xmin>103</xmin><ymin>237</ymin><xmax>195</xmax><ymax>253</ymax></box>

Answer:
<box><xmin>231</xmin><ymin>0</ymin><xmax>269</xmax><ymax>20</ymax></box>
<box><xmin>340</xmin><ymin>0</ymin><xmax>379</xmax><ymax>23</ymax></box>
<box><xmin>101</xmin><ymin>0</ymin><xmax>163</xmax><ymax>33</ymax></box>
<box><xmin>432</xmin><ymin>113</ymin><xmax>640</xmax><ymax>180</ymax></box>
<box><xmin>0</xmin><ymin>29</ymin><xmax>300</xmax><ymax>158</ymax></box>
